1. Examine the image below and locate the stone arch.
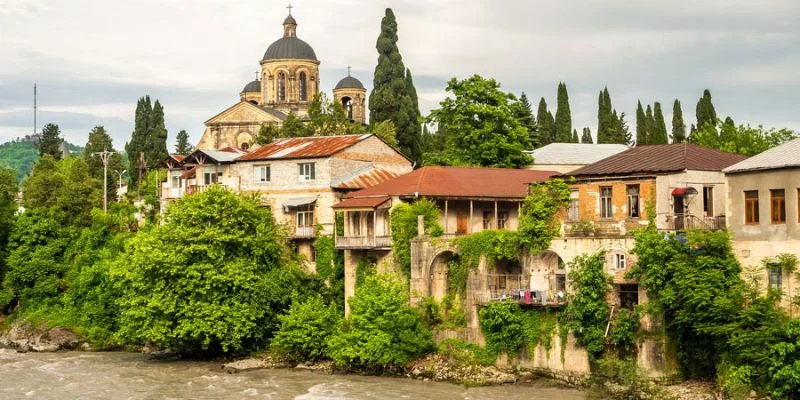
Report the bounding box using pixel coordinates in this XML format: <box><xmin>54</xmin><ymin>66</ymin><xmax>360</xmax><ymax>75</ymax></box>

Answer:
<box><xmin>236</xmin><ymin>131</ymin><xmax>253</xmax><ymax>149</ymax></box>
<box><xmin>429</xmin><ymin>250</ymin><xmax>455</xmax><ymax>301</ymax></box>
<box><xmin>528</xmin><ymin>249</ymin><xmax>567</xmax><ymax>298</ymax></box>
<box><xmin>298</xmin><ymin>71</ymin><xmax>308</xmax><ymax>101</ymax></box>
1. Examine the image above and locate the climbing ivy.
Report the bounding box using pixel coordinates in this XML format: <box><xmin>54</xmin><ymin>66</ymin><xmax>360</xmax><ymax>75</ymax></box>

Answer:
<box><xmin>517</xmin><ymin>178</ymin><xmax>571</xmax><ymax>254</ymax></box>
<box><xmin>454</xmin><ymin>229</ymin><xmax>521</xmax><ymax>270</ymax></box>
<box><xmin>390</xmin><ymin>198</ymin><xmax>443</xmax><ymax>278</ymax></box>
<box><xmin>478</xmin><ymin>300</ymin><xmax>561</xmax><ymax>359</ymax></box>
<box><xmin>313</xmin><ymin>229</ymin><xmax>334</xmax><ymax>281</ymax></box>
<box><xmin>561</xmin><ymin>252</ymin><xmax>612</xmax><ymax>361</ymax></box>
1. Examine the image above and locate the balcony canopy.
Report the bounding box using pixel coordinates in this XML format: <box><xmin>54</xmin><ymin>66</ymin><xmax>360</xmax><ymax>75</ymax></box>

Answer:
<box><xmin>332</xmin><ymin>196</ymin><xmax>391</xmax><ymax>210</ymax></box>
<box><xmin>283</xmin><ymin>197</ymin><xmax>317</xmax><ymax>212</ymax></box>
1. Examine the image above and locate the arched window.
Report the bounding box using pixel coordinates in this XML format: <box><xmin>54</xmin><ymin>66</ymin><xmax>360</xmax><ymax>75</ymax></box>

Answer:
<box><xmin>278</xmin><ymin>72</ymin><xmax>286</xmax><ymax>102</ymax></box>
<box><xmin>341</xmin><ymin>96</ymin><xmax>353</xmax><ymax>120</ymax></box>
<box><xmin>299</xmin><ymin>72</ymin><xmax>307</xmax><ymax>101</ymax></box>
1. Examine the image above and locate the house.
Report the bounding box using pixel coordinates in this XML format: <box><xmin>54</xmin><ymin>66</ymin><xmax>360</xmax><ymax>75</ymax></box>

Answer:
<box><xmin>524</xmin><ymin>143</ymin><xmax>629</xmax><ymax>174</ymax></box>
<box><xmin>723</xmin><ymin>138</ymin><xmax>800</xmax><ymax>309</ymax></box>
<box><xmin>161</xmin><ymin>134</ymin><xmax>412</xmax><ymax>268</ymax></box>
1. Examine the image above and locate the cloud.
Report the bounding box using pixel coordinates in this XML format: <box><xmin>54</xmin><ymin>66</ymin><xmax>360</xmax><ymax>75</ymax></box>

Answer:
<box><xmin>1</xmin><ymin>0</ymin><xmax>798</xmax><ymax>148</ymax></box>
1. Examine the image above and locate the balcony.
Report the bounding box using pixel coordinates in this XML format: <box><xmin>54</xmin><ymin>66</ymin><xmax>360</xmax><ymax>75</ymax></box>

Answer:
<box><xmin>480</xmin><ymin>274</ymin><xmax>566</xmax><ymax>307</ymax></box>
<box><xmin>292</xmin><ymin>226</ymin><xmax>316</xmax><ymax>239</ymax></box>
<box><xmin>335</xmin><ymin>235</ymin><xmax>392</xmax><ymax>250</ymax></box>
<box><xmin>563</xmin><ymin>220</ymin><xmax>623</xmax><ymax>237</ymax></box>
<box><xmin>666</xmin><ymin>214</ymin><xmax>726</xmax><ymax>231</ymax></box>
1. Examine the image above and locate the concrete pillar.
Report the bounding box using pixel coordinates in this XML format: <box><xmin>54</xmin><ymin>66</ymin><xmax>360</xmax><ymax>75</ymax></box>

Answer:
<box><xmin>343</xmin><ymin>250</ymin><xmax>357</xmax><ymax>316</ymax></box>
<box><xmin>417</xmin><ymin>214</ymin><xmax>425</xmax><ymax>237</ymax></box>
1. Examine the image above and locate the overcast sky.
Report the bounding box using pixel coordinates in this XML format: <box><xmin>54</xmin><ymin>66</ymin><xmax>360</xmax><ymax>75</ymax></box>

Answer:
<box><xmin>1</xmin><ymin>0</ymin><xmax>798</xmax><ymax>149</ymax></box>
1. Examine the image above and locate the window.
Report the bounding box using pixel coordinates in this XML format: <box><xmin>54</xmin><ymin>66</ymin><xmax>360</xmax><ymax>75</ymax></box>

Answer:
<box><xmin>745</xmin><ymin>191</ymin><xmax>759</xmax><ymax>224</ymax></box>
<box><xmin>298</xmin><ymin>163</ymin><xmax>316</xmax><ymax>181</ymax></box>
<box><xmin>352</xmin><ymin>213</ymin><xmax>361</xmax><ymax>236</ymax></box>
<box><xmin>203</xmin><ymin>172</ymin><xmax>218</xmax><ymax>186</ymax></box>
<box><xmin>612</xmin><ymin>253</ymin><xmax>627</xmax><ymax>270</ymax></box>
<box><xmin>768</xmin><ymin>265</ymin><xmax>782</xmax><ymax>290</ymax></box>
<box><xmin>618</xmin><ymin>284</ymin><xmax>639</xmax><ymax>309</ymax></box>
<box><xmin>626</xmin><ymin>185</ymin><xmax>640</xmax><ymax>218</ymax></box>
<box><xmin>703</xmin><ymin>186</ymin><xmax>714</xmax><ymax>217</ymax></box>
<box><xmin>253</xmin><ymin>165</ymin><xmax>270</xmax><ymax>183</ymax></box>
<box><xmin>568</xmin><ymin>190</ymin><xmax>579</xmax><ymax>222</ymax></box>
<box><xmin>497</xmin><ymin>211</ymin><xmax>509</xmax><ymax>229</ymax></box>
<box><xmin>600</xmin><ymin>186</ymin><xmax>613</xmax><ymax>219</ymax></box>
<box><xmin>556</xmin><ymin>274</ymin><xmax>566</xmax><ymax>292</ymax></box>
<box><xmin>171</xmin><ymin>170</ymin><xmax>182</xmax><ymax>188</ymax></box>
<box><xmin>771</xmin><ymin>189</ymin><xmax>786</xmax><ymax>224</ymax></box>
<box><xmin>482</xmin><ymin>211</ymin><xmax>493</xmax><ymax>230</ymax></box>
<box><xmin>299</xmin><ymin>72</ymin><xmax>307</xmax><ymax>101</ymax></box>
<box><xmin>278</xmin><ymin>72</ymin><xmax>286</xmax><ymax>102</ymax></box>
<box><xmin>297</xmin><ymin>209</ymin><xmax>314</xmax><ymax>227</ymax></box>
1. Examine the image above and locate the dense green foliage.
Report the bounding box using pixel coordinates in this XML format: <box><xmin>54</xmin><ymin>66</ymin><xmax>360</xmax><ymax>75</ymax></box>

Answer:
<box><xmin>695</xmin><ymin>88</ymin><xmax>717</xmax><ymax>131</ymax></box>
<box><xmin>651</xmin><ymin>102</ymin><xmax>668</xmax><ymax>144</ymax></box>
<box><xmin>38</xmin><ymin>123</ymin><xmax>64</xmax><ymax>160</ymax></box>
<box><xmin>0</xmin><ymin>167</ymin><xmax>16</xmax><ymax>267</ymax></box>
<box><xmin>671</xmin><ymin>99</ymin><xmax>686</xmax><ymax>143</ymax></box>
<box><xmin>581</xmin><ymin>127</ymin><xmax>593</xmax><ymax>144</ymax></box>
<box><xmin>596</xmin><ymin>88</ymin><xmax>632</xmax><ymax>145</ymax></box>
<box><xmin>328</xmin><ymin>274</ymin><xmax>433</xmax><ymax>369</ymax></box>
<box><xmin>0</xmin><ymin>138</ymin><xmax>82</xmax><ymax>181</ymax></box>
<box><xmin>554</xmin><ymin>82</ymin><xmax>572</xmax><ymax>143</ymax></box>
<box><xmin>271</xmin><ymin>295</ymin><xmax>341</xmax><ymax>362</ymax></box>
<box><xmin>536</xmin><ymin>97</ymin><xmax>555</xmax><ymax>147</ymax></box>
<box><xmin>514</xmin><ymin>92</ymin><xmax>539</xmax><ymax>148</ymax></box>
<box><xmin>82</xmin><ymin>126</ymin><xmax>125</xmax><ymax>205</ymax></box>
<box><xmin>428</xmin><ymin>75</ymin><xmax>533</xmax><ymax>168</ymax></box>
<box><xmin>690</xmin><ymin>118</ymin><xmax>797</xmax><ymax>156</ymax></box>
<box><xmin>125</xmin><ymin>96</ymin><xmax>169</xmax><ymax>188</ymax></box>
<box><xmin>22</xmin><ymin>156</ymin><xmax>101</xmax><ymax>227</ymax></box>
<box><xmin>369</xmin><ymin>8</ymin><xmax>421</xmax><ymax>164</ymax></box>
<box><xmin>635</xmin><ymin>101</ymin><xmax>647</xmax><ymax>145</ymax></box>
<box><xmin>389</xmin><ymin>198</ymin><xmax>443</xmax><ymax>277</ymax></box>
<box><xmin>455</xmin><ymin>230</ymin><xmax>521</xmax><ymax>270</ymax></box>
<box><xmin>174</xmin><ymin>130</ymin><xmax>192</xmax><ymax>155</ymax></box>
<box><xmin>518</xmin><ymin>179</ymin><xmax>571</xmax><ymax>253</ymax></box>
<box><xmin>562</xmin><ymin>252</ymin><xmax>612</xmax><ymax>360</ymax></box>
<box><xmin>478</xmin><ymin>301</ymin><xmax>560</xmax><ymax>358</ymax></box>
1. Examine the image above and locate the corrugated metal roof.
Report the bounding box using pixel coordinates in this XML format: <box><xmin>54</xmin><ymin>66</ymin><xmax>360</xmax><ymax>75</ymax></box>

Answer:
<box><xmin>343</xmin><ymin>166</ymin><xmax>558</xmax><ymax>200</ymax></box>
<box><xmin>526</xmin><ymin>143</ymin><xmax>629</xmax><ymax>165</ymax></box>
<box><xmin>723</xmin><ymin>138</ymin><xmax>800</xmax><ymax>174</ymax></box>
<box><xmin>565</xmin><ymin>144</ymin><xmax>747</xmax><ymax>178</ymax></box>
<box><xmin>332</xmin><ymin>196</ymin><xmax>391</xmax><ymax>209</ymax></box>
<box><xmin>331</xmin><ymin>166</ymin><xmax>402</xmax><ymax>190</ymax></box>
<box><xmin>237</xmin><ymin>134</ymin><xmax>371</xmax><ymax>161</ymax></box>
<box><xmin>185</xmin><ymin>147</ymin><xmax>247</xmax><ymax>164</ymax></box>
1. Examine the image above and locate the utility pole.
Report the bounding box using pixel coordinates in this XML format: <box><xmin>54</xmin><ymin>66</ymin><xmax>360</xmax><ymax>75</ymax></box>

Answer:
<box><xmin>93</xmin><ymin>149</ymin><xmax>115</xmax><ymax>212</ymax></box>
<box><xmin>33</xmin><ymin>83</ymin><xmax>37</xmax><ymax>135</ymax></box>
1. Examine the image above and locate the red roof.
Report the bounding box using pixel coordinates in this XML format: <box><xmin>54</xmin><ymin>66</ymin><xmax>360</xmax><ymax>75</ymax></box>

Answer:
<box><xmin>565</xmin><ymin>143</ymin><xmax>747</xmax><ymax>178</ymax></box>
<box><xmin>237</xmin><ymin>134</ymin><xmax>371</xmax><ymax>161</ymax></box>
<box><xmin>172</xmin><ymin>154</ymin><xmax>186</xmax><ymax>162</ymax></box>
<box><xmin>332</xmin><ymin>196</ymin><xmax>391</xmax><ymax>209</ymax></box>
<box><xmin>343</xmin><ymin>166</ymin><xmax>558</xmax><ymax>200</ymax></box>
<box><xmin>332</xmin><ymin>168</ymin><xmax>403</xmax><ymax>190</ymax></box>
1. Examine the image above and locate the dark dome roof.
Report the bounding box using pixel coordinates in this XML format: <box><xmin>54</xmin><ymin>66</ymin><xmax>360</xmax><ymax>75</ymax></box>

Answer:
<box><xmin>242</xmin><ymin>80</ymin><xmax>260</xmax><ymax>93</ymax></box>
<box><xmin>284</xmin><ymin>14</ymin><xmax>296</xmax><ymax>25</ymax></box>
<box><xmin>335</xmin><ymin>76</ymin><xmax>365</xmax><ymax>90</ymax></box>
<box><xmin>262</xmin><ymin>37</ymin><xmax>317</xmax><ymax>61</ymax></box>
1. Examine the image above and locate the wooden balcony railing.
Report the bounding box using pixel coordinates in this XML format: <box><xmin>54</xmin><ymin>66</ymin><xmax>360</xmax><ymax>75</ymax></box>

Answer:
<box><xmin>667</xmin><ymin>214</ymin><xmax>726</xmax><ymax>231</ymax></box>
<box><xmin>293</xmin><ymin>226</ymin><xmax>315</xmax><ymax>238</ymax></box>
<box><xmin>335</xmin><ymin>235</ymin><xmax>392</xmax><ymax>249</ymax></box>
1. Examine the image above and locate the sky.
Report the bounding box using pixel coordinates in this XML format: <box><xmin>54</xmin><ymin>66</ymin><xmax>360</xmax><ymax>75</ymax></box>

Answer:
<box><xmin>1</xmin><ymin>0</ymin><xmax>799</xmax><ymax>149</ymax></box>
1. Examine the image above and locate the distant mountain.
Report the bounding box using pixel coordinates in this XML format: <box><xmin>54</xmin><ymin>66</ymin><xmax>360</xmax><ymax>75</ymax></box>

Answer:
<box><xmin>0</xmin><ymin>138</ymin><xmax>84</xmax><ymax>182</ymax></box>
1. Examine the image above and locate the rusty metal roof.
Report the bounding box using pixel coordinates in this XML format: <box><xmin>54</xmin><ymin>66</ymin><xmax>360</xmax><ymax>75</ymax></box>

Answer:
<box><xmin>332</xmin><ymin>196</ymin><xmax>391</xmax><ymax>209</ymax></box>
<box><xmin>331</xmin><ymin>166</ymin><xmax>403</xmax><ymax>190</ymax></box>
<box><xmin>180</xmin><ymin>166</ymin><xmax>197</xmax><ymax>179</ymax></box>
<box><xmin>237</xmin><ymin>134</ymin><xmax>371</xmax><ymax>161</ymax></box>
<box><xmin>565</xmin><ymin>143</ymin><xmax>747</xmax><ymax>178</ymax></box>
<box><xmin>343</xmin><ymin>166</ymin><xmax>558</xmax><ymax>200</ymax></box>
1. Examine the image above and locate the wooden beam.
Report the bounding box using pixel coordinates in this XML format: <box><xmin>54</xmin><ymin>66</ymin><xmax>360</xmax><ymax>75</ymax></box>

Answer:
<box><xmin>494</xmin><ymin>201</ymin><xmax>498</xmax><ymax>229</ymax></box>
<box><xmin>444</xmin><ymin>199</ymin><xmax>449</xmax><ymax>234</ymax></box>
<box><xmin>469</xmin><ymin>200</ymin><xmax>473</xmax><ymax>234</ymax></box>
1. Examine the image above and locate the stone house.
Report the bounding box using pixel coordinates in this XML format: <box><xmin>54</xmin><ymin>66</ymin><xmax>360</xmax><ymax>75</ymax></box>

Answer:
<box><xmin>161</xmin><ymin>134</ymin><xmax>412</xmax><ymax>269</ymax></box>
<box><xmin>723</xmin><ymin>138</ymin><xmax>800</xmax><ymax>311</ymax></box>
<box><xmin>524</xmin><ymin>143</ymin><xmax>629</xmax><ymax>174</ymax></box>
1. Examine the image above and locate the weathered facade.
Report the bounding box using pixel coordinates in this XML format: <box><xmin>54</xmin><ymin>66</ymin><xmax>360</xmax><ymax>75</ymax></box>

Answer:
<box><xmin>524</xmin><ymin>143</ymin><xmax>629</xmax><ymax>174</ymax></box>
<box><xmin>724</xmin><ymin>138</ymin><xmax>800</xmax><ymax>311</ymax></box>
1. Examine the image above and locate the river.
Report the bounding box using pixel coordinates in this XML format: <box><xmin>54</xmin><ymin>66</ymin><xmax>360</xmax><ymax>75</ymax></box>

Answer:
<box><xmin>0</xmin><ymin>349</ymin><xmax>593</xmax><ymax>399</ymax></box>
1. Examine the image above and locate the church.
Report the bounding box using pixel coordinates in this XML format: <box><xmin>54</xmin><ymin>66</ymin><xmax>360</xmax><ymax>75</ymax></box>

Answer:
<box><xmin>196</xmin><ymin>8</ymin><xmax>367</xmax><ymax>150</ymax></box>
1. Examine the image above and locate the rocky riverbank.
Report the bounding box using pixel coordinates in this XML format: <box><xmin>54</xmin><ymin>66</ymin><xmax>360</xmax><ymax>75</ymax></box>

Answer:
<box><xmin>0</xmin><ymin>322</ymin><xmax>84</xmax><ymax>353</ymax></box>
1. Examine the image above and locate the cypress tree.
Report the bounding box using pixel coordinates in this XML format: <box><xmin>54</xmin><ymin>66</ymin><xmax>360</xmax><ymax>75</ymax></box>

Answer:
<box><xmin>572</xmin><ymin>129</ymin><xmax>579</xmax><ymax>143</ymax></box>
<box><xmin>651</xmin><ymin>102</ymin><xmax>668</xmax><ymax>144</ymax></box>
<box><xmin>671</xmin><ymin>99</ymin><xmax>686</xmax><ymax>143</ymax></box>
<box><xmin>554</xmin><ymin>82</ymin><xmax>572</xmax><ymax>142</ymax></box>
<box><xmin>369</xmin><ymin>8</ymin><xmax>421</xmax><ymax>164</ymax></box>
<box><xmin>536</xmin><ymin>97</ymin><xmax>554</xmax><ymax>146</ymax></box>
<box><xmin>38</xmin><ymin>123</ymin><xmax>64</xmax><ymax>160</ymax></box>
<box><xmin>635</xmin><ymin>101</ymin><xmax>647</xmax><ymax>146</ymax></box>
<box><xmin>126</xmin><ymin>96</ymin><xmax>151</xmax><ymax>186</ymax></box>
<box><xmin>645</xmin><ymin>105</ymin><xmax>654</xmax><ymax>145</ymax></box>
<box><xmin>175</xmin><ymin>130</ymin><xmax>192</xmax><ymax>155</ymax></box>
<box><xmin>515</xmin><ymin>93</ymin><xmax>538</xmax><ymax>148</ymax></box>
<box><xmin>597</xmin><ymin>87</ymin><xmax>613</xmax><ymax>143</ymax></box>
<box><xmin>695</xmin><ymin>89</ymin><xmax>717</xmax><ymax>130</ymax></box>
<box><xmin>147</xmin><ymin>100</ymin><xmax>169</xmax><ymax>169</ymax></box>
<box><xmin>612</xmin><ymin>111</ymin><xmax>633</xmax><ymax>145</ymax></box>
<box><xmin>581</xmin><ymin>127</ymin><xmax>593</xmax><ymax>144</ymax></box>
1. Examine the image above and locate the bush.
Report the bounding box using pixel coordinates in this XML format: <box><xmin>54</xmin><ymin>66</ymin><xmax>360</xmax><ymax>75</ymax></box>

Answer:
<box><xmin>390</xmin><ymin>199</ymin><xmax>442</xmax><ymax>278</ymax></box>
<box><xmin>437</xmin><ymin>338</ymin><xmax>496</xmax><ymax>367</ymax></box>
<box><xmin>271</xmin><ymin>295</ymin><xmax>340</xmax><ymax>362</ymax></box>
<box><xmin>328</xmin><ymin>274</ymin><xmax>434</xmax><ymax>370</ymax></box>
<box><xmin>478</xmin><ymin>301</ymin><xmax>524</xmax><ymax>356</ymax></box>
<box><xmin>562</xmin><ymin>252</ymin><xmax>612</xmax><ymax>361</ymax></box>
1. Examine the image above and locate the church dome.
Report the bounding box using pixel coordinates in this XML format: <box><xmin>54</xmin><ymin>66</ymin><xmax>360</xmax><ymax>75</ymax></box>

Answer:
<box><xmin>242</xmin><ymin>80</ymin><xmax>260</xmax><ymax>93</ymax></box>
<box><xmin>262</xmin><ymin>36</ymin><xmax>317</xmax><ymax>61</ymax></box>
<box><xmin>334</xmin><ymin>75</ymin><xmax>365</xmax><ymax>90</ymax></box>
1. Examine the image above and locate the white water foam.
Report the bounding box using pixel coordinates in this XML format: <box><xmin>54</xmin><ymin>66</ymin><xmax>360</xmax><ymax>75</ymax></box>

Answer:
<box><xmin>295</xmin><ymin>382</ymin><xmax>348</xmax><ymax>400</ymax></box>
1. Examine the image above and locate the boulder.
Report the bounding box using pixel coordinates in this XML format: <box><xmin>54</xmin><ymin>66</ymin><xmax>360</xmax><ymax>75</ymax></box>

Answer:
<box><xmin>31</xmin><ymin>343</ymin><xmax>60</xmax><ymax>352</ymax></box>
<box><xmin>223</xmin><ymin>358</ymin><xmax>268</xmax><ymax>374</ymax></box>
<box><xmin>46</xmin><ymin>327</ymin><xmax>79</xmax><ymax>350</ymax></box>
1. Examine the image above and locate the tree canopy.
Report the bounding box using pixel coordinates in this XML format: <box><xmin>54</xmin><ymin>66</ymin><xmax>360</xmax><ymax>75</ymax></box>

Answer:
<box><xmin>83</xmin><ymin>126</ymin><xmax>124</xmax><ymax>204</ymax></box>
<box><xmin>125</xmin><ymin>96</ymin><xmax>169</xmax><ymax>188</ymax></box>
<box><xmin>554</xmin><ymin>82</ymin><xmax>572</xmax><ymax>143</ymax></box>
<box><xmin>691</xmin><ymin>119</ymin><xmax>797</xmax><ymax>156</ymax></box>
<box><xmin>174</xmin><ymin>130</ymin><xmax>192</xmax><ymax>155</ymax></box>
<box><xmin>38</xmin><ymin>123</ymin><xmax>64</xmax><ymax>160</ymax></box>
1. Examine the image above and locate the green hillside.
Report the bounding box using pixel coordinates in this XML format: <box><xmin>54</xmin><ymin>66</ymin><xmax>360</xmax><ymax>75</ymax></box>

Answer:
<box><xmin>0</xmin><ymin>139</ymin><xmax>84</xmax><ymax>182</ymax></box>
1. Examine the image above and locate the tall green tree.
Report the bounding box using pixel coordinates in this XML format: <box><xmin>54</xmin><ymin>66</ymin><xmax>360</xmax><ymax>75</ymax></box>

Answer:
<box><xmin>644</xmin><ymin>104</ymin><xmax>655</xmax><ymax>145</ymax></box>
<box><xmin>581</xmin><ymin>127</ymin><xmax>593</xmax><ymax>144</ymax></box>
<box><xmin>514</xmin><ymin>92</ymin><xmax>538</xmax><ymax>148</ymax></box>
<box><xmin>691</xmin><ymin>119</ymin><xmax>797</xmax><ymax>156</ymax></box>
<box><xmin>610</xmin><ymin>111</ymin><xmax>633</xmax><ymax>145</ymax></box>
<box><xmin>0</xmin><ymin>167</ymin><xmax>17</xmax><ymax>276</ymax></box>
<box><xmin>554</xmin><ymin>82</ymin><xmax>572</xmax><ymax>142</ymax></box>
<box><xmin>83</xmin><ymin>126</ymin><xmax>124</xmax><ymax>205</ymax></box>
<box><xmin>428</xmin><ymin>75</ymin><xmax>533</xmax><ymax>168</ymax></box>
<box><xmin>368</xmin><ymin>8</ymin><xmax>421</xmax><ymax>164</ymax></box>
<box><xmin>125</xmin><ymin>96</ymin><xmax>168</xmax><ymax>189</ymax></box>
<box><xmin>23</xmin><ymin>156</ymin><xmax>101</xmax><ymax>227</ymax></box>
<box><xmin>38</xmin><ymin>123</ymin><xmax>64</xmax><ymax>160</ymax></box>
<box><xmin>635</xmin><ymin>101</ymin><xmax>647</xmax><ymax>145</ymax></box>
<box><xmin>571</xmin><ymin>129</ymin><xmax>579</xmax><ymax>143</ymax></box>
<box><xmin>696</xmin><ymin>89</ymin><xmax>717</xmax><ymax>130</ymax></box>
<box><xmin>672</xmin><ymin>99</ymin><xmax>687</xmax><ymax>143</ymax></box>
<box><xmin>147</xmin><ymin>100</ymin><xmax>169</xmax><ymax>168</ymax></box>
<box><xmin>651</xmin><ymin>102</ymin><xmax>669</xmax><ymax>144</ymax></box>
<box><xmin>536</xmin><ymin>98</ymin><xmax>554</xmax><ymax>147</ymax></box>
<box><xmin>174</xmin><ymin>130</ymin><xmax>192</xmax><ymax>155</ymax></box>
<box><xmin>597</xmin><ymin>87</ymin><xmax>613</xmax><ymax>143</ymax></box>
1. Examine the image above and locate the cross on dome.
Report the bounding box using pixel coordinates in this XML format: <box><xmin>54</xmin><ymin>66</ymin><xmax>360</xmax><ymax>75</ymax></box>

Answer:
<box><xmin>286</xmin><ymin>3</ymin><xmax>293</xmax><ymax>15</ymax></box>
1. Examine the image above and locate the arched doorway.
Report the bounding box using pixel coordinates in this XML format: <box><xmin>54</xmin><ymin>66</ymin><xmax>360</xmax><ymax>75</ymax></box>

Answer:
<box><xmin>429</xmin><ymin>251</ymin><xmax>455</xmax><ymax>301</ymax></box>
<box><xmin>528</xmin><ymin>250</ymin><xmax>566</xmax><ymax>303</ymax></box>
<box><xmin>341</xmin><ymin>96</ymin><xmax>353</xmax><ymax>120</ymax></box>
